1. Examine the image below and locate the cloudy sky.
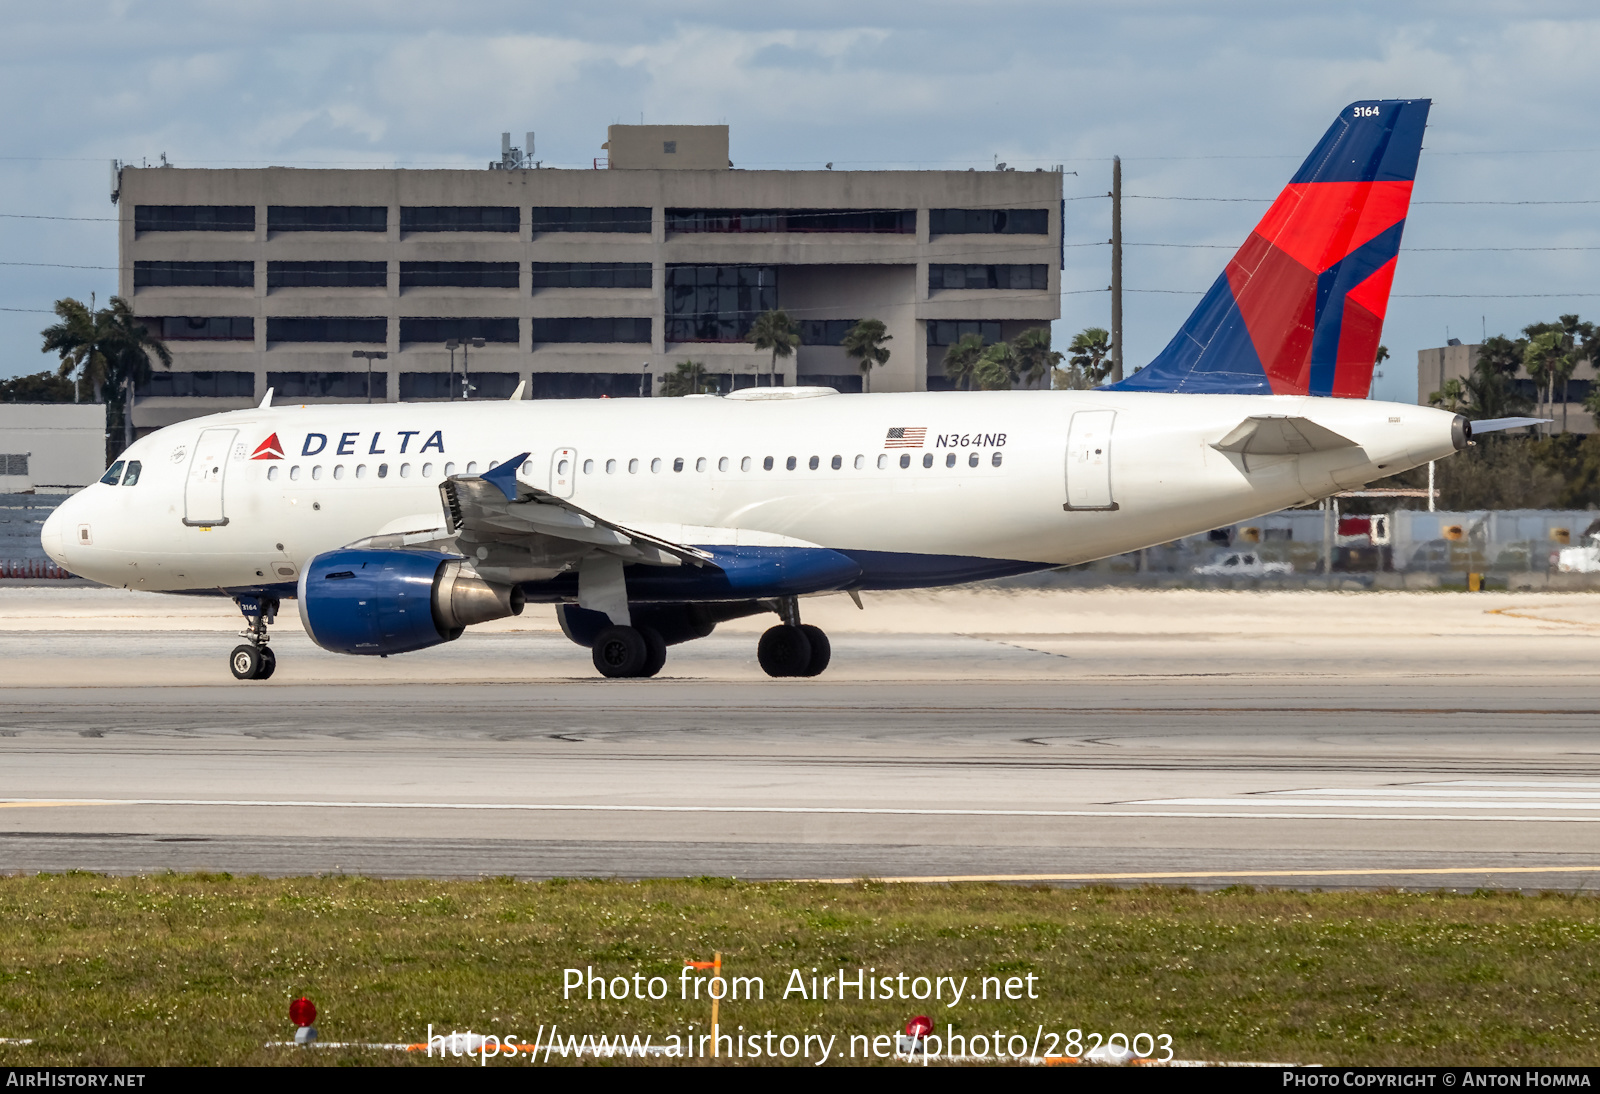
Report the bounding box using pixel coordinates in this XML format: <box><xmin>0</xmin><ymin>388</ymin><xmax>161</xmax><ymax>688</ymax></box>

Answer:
<box><xmin>2</xmin><ymin>0</ymin><xmax>1596</xmax><ymax>401</ymax></box>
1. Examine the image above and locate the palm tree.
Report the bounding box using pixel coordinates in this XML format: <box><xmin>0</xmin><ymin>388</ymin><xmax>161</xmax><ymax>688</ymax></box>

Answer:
<box><xmin>1523</xmin><ymin>330</ymin><xmax>1565</xmax><ymax>433</ymax></box>
<box><xmin>662</xmin><ymin>360</ymin><xmax>712</xmax><ymax>397</ymax></box>
<box><xmin>745</xmin><ymin>309</ymin><xmax>801</xmax><ymax>387</ymax></box>
<box><xmin>1427</xmin><ymin>377</ymin><xmax>1467</xmax><ymax>413</ymax></box>
<box><xmin>1011</xmin><ymin>326</ymin><xmax>1063</xmax><ymax>388</ymax></box>
<box><xmin>974</xmin><ymin>342</ymin><xmax>1020</xmax><ymax>390</ymax></box>
<box><xmin>941</xmin><ymin>333</ymin><xmax>986</xmax><ymax>391</ymax></box>
<box><xmin>42</xmin><ymin>295</ymin><xmax>171</xmax><ymax>458</ymax></box>
<box><xmin>841</xmin><ymin>319</ymin><xmax>891</xmax><ymax>393</ymax></box>
<box><xmin>1068</xmin><ymin>327</ymin><xmax>1114</xmax><ymax>386</ymax></box>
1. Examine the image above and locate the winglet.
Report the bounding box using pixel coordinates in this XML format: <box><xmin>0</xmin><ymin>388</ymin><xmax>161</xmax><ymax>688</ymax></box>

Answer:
<box><xmin>480</xmin><ymin>453</ymin><xmax>531</xmax><ymax>501</ymax></box>
<box><xmin>259</xmin><ymin>387</ymin><xmax>274</xmax><ymax>409</ymax></box>
<box><xmin>509</xmin><ymin>381</ymin><xmax>526</xmax><ymax>401</ymax></box>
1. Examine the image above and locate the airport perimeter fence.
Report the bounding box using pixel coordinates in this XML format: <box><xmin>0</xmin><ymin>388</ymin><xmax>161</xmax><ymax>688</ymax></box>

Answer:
<box><xmin>0</xmin><ymin>492</ymin><xmax>76</xmax><ymax>579</ymax></box>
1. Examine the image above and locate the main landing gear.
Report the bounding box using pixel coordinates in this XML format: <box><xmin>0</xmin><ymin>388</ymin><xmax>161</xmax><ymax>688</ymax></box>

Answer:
<box><xmin>756</xmin><ymin>597</ymin><xmax>830</xmax><ymax>678</ymax></box>
<box><xmin>591</xmin><ymin>624</ymin><xmax>668</xmax><ymax>679</ymax></box>
<box><xmin>230</xmin><ymin>595</ymin><xmax>278</xmax><ymax>681</ymax></box>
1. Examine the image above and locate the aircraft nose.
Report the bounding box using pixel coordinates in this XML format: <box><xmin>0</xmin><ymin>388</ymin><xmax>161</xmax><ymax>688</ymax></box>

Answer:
<box><xmin>39</xmin><ymin>495</ymin><xmax>75</xmax><ymax>568</ymax></box>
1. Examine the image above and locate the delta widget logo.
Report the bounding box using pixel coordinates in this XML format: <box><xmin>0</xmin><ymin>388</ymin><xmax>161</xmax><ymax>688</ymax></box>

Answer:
<box><xmin>251</xmin><ymin>433</ymin><xmax>284</xmax><ymax>460</ymax></box>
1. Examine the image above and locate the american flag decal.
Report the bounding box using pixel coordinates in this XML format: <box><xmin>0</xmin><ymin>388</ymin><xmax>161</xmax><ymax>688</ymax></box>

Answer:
<box><xmin>884</xmin><ymin>427</ymin><xmax>927</xmax><ymax>449</ymax></box>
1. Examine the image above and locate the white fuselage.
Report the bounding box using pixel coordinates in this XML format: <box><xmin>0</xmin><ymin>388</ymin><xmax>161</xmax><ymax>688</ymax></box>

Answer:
<box><xmin>42</xmin><ymin>389</ymin><xmax>1461</xmax><ymax>595</ymax></box>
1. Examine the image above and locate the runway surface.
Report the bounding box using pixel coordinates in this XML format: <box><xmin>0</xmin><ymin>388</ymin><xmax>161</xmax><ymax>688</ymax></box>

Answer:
<box><xmin>2</xmin><ymin>586</ymin><xmax>1600</xmax><ymax>888</ymax></box>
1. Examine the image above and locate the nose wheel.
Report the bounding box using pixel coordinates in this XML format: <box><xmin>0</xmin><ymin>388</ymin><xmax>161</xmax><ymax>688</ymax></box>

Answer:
<box><xmin>230</xmin><ymin>595</ymin><xmax>279</xmax><ymax>681</ymax></box>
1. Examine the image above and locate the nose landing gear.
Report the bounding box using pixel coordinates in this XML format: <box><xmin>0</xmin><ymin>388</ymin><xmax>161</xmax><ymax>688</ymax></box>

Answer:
<box><xmin>757</xmin><ymin>596</ymin><xmax>831</xmax><ymax>678</ymax></box>
<box><xmin>230</xmin><ymin>595</ymin><xmax>279</xmax><ymax>680</ymax></box>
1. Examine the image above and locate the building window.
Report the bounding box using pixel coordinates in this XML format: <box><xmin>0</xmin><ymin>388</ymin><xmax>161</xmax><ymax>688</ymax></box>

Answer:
<box><xmin>268</xmin><ymin>262</ymin><xmax>387</xmax><ymax>289</ymax></box>
<box><xmin>140</xmin><ymin>371</ymin><xmax>255</xmax><ymax>398</ymax></box>
<box><xmin>1</xmin><ymin>454</ymin><xmax>29</xmax><ymax>476</ymax></box>
<box><xmin>795</xmin><ymin>374</ymin><xmax>864</xmax><ymax>393</ymax></box>
<box><xmin>266</xmin><ymin>317</ymin><xmax>386</xmax><ymax>343</ymax></box>
<box><xmin>266</xmin><ymin>372</ymin><xmax>387</xmax><ymax>399</ymax></box>
<box><xmin>267</xmin><ymin>206</ymin><xmax>388</xmax><ymax>233</ymax></box>
<box><xmin>400</xmin><ymin>207</ymin><xmax>518</xmax><ymax>233</ymax></box>
<box><xmin>528</xmin><ymin>318</ymin><xmax>650</xmax><ymax>344</ymax></box>
<box><xmin>134</xmin><ymin>261</ymin><xmax>253</xmax><ymax>289</ymax></box>
<box><xmin>929</xmin><ymin>264</ymin><xmax>1049</xmax><ymax>291</ymax></box>
<box><xmin>928</xmin><ymin>208</ymin><xmax>1050</xmax><ymax>235</ymax></box>
<box><xmin>663</xmin><ymin>141</ymin><xmax>677</xmax><ymax>154</ymax></box>
<box><xmin>524</xmin><ymin>373</ymin><xmax>652</xmax><ymax>399</ymax></box>
<box><xmin>664</xmin><ymin>265</ymin><xmax>776</xmax><ymax>342</ymax></box>
<box><xmin>134</xmin><ymin>206</ymin><xmax>254</xmax><ymax>232</ymax></box>
<box><xmin>926</xmin><ymin>320</ymin><xmax>1002</xmax><ymax>347</ymax></box>
<box><xmin>530</xmin><ymin>262</ymin><xmax>652</xmax><ymax>290</ymax></box>
<box><xmin>797</xmin><ymin>319</ymin><xmax>859</xmax><ymax>345</ymax></box>
<box><xmin>529</xmin><ymin>207</ymin><xmax>651</xmax><ymax>234</ymax></box>
<box><xmin>150</xmin><ymin>316</ymin><xmax>254</xmax><ymax>341</ymax></box>
<box><xmin>400</xmin><ymin>263</ymin><xmax>519</xmax><ymax>289</ymax></box>
<box><xmin>667</xmin><ymin>208</ymin><xmax>915</xmax><ymax>234</ymax></box>
<box><xmin>400</xmin><ymin>372</ymin><xmax>521</xmax><ymax>400</ymax></box>
<box><xmin>399</xmin><ymin>317</ymin><xmax>519</xmax><ymax>344</ymax></box>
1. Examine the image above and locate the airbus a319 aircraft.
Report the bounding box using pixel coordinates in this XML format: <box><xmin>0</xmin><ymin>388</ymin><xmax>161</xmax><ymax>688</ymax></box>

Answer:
<box><xmin>41</xmin><ymin>99</ymin><xmax>1532</xmax><ymax>682</ymax></box>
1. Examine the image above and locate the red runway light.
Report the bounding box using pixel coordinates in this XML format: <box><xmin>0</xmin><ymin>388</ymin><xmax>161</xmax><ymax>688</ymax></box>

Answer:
<box><xmin>290</xmin><ymin>997</ymin><xmax>317</xmax><ymax>1028</ymax></box>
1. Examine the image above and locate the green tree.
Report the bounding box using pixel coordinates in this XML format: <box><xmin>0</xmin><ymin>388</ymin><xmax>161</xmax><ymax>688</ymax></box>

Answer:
<box><xmin>745</xmin><ymin>309</ymin><xmax>801</xmax><ymax>387</ymax></box>
<box><xmin>841</xmin><ymin>319</ymin><xmax>891</xmax><ymax>393</ymax></box>
<box><xmin>1012</xmin><ymin>326</ymin><xmax>1063</xmax><ymax>388</ymax></box>
<box><xmin>1523</xmin><ymin>329</ymin><xmax>1566</xmax><ymax>432</ymax></box>
<box><xmin>1427</xmin><ymin>377</ymin><xmax>1467</xmax><ymax>413</ymax></box>
<box><xmin>974</xmin><ymin>342</ymin><xmax>1020</xmax><ymax>390</ymax></box>
<box><xmin>1454</xmin><ymin>335</ymin><xmax>1533</xmax><ymax>422</ymax></box>
<box><xmin>662</xmin><ymin>360</ymin><xmax>712</xmax><ymax>397</ymax></box>
<box><xmin>941</xmin><ymin>333</ymin><xmax>986</xmax><ymax>391</ymax></box>
<box><xmin>1067</xmin><ymin>327</ymin><xmax>1114</xmax><ymax>387</ymax></box>
<box><xmin>41</xmin><ymin>295</ymin><xmax>170</xmax><ymax>459</ymax></box>
<box><xmin>0</xmin><ymin>370</ymin><xmax>75</xmax><ymax>402</ymax></box>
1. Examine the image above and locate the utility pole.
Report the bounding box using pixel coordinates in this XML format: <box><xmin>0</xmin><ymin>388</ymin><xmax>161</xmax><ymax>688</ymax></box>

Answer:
<box><xmin>1110</xmin><ymin>155</ymin><xmax>1123</xmax><ymax>383</ymax></box>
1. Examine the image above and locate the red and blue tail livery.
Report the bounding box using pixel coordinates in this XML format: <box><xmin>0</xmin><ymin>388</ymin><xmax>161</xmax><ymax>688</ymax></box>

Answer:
<box><xmin>1113</xmin><ymin>99</ymin><xmax>1431</xmax><ymax>397</ymax></box>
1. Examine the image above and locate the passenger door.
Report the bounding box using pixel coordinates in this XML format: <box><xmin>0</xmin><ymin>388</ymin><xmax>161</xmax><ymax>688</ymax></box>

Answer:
<box><xmin>1063</xmin><ymin>410</ymin><xmax>1117</xmax><ymax>511</ymax></box>
<box><xmin>549</xmin><ymin>447</ymin><xmax>577</xmax><ymax>498</ymax></box>
<box><xmin>183</xmin><ymin>428</ymin><xmax>236</xmax><ymax>526</ymax></box>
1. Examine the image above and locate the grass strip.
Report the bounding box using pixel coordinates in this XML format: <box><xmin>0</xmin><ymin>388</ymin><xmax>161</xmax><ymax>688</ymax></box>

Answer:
<box><xmin>0</xmin><ymin>874</ymin><xmax>1596</xmax><ymax>1066</ymax></box>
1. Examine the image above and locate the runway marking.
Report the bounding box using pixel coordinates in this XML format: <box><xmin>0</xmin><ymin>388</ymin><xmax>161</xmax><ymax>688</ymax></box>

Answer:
<box><xmin>1488</xmin><ymin>606</ymin><xmax>1600</xmax><ymax>630</ymax></box>
<box><xmin>1129</xmin><ymin>779</ymin><xmax>1600</xmax><ymax>816</ymax></box>
<box><xmin>3</xmin><ymin>797</ymin><xmax>1600</xmax><ymax>823</ymax></box>
<box><xmin>805</xmin><ymin>865</ymin><xmax>1600</xmax><ymax>884</ymax></box>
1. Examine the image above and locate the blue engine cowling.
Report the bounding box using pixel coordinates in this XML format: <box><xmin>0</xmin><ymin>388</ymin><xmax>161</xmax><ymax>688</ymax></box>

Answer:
<box><xmin>296</xmin><ymin>548</ymin><xmax>523</xmax><ymax>656</ymax></box>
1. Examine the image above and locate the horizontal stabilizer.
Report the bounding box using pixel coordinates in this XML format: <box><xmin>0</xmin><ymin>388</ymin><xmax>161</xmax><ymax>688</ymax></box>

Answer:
<box><xmin>1469</xmin><ymin>417</ymin><xmax>1548</xmax><ymax>437</ymax></box>
<box><xmin>1212</xmin><ymin>415</ymin><xmax>1357</xmax><ymax>455</ymax></box>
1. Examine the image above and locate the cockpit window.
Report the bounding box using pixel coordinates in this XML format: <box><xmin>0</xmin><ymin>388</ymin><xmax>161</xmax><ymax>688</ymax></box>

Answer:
<box><xmin>100</xmin><ymin>461</ymin><xmax>125</xmax><ymax>485</ymax></box>
<box><xmin>122</xmin><ymin>460</ymin><xmax>142</xmax><ymax>486</ymax></box>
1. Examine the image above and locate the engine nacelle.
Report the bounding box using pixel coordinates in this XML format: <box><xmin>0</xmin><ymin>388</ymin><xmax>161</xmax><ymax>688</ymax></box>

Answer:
<box><xmin>297</xmin><ymin>548</ymin><xmax>524</xmax><ymax>656</ymax></box>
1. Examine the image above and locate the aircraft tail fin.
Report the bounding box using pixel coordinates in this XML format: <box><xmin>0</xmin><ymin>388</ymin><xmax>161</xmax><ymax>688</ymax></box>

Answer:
<box><xmin>1108</xmin><ymin>99</ymin><xmax>1431</xmax><ymax>398</ymax></box>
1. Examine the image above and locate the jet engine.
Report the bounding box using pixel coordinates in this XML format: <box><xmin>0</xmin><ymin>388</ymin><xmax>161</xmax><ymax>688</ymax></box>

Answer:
<box><xmin>297</xmin><ymin>548</ymin><xmax>524</xmax><ymax>656</ymax></box>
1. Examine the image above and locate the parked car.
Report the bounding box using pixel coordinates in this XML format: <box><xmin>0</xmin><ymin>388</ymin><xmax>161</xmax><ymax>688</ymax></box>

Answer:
<box><xmin>1192</xmin><ymin>551</ymin><xmax>1293</xmax><ymax>576</ymax></box>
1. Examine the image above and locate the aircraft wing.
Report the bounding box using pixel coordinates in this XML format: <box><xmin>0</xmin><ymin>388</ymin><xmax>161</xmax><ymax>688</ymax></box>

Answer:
<box><xmin>434</xmin><ymin>452</ymin><xmax>712</xmax><ymax>585</ymax></box>
<box><xmin>1211</xmin><ymin>415</ymin><xmax>1357</xmax><ymax>455</ymax></box>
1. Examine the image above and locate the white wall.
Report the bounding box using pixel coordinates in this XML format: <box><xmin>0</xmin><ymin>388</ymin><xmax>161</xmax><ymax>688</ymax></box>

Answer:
<box><xmin>0</xmin><ymin>404</ymin><xmax>106</xmax><ymax>488</ymax></box>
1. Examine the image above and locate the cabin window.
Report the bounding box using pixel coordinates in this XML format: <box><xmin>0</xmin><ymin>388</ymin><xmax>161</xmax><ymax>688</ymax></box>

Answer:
<box><xmin>443</xmin><ymin>462</ymin><xmax>456</xmax><ymax>475</ymax></box>
<box><xmin>673</xmin><ymin>458</ymin><xmax>684</xmax><ymax>473</ymax></box>
<box><xmin>100</xmin><ymin>462</ymin><xmax>124</xmax><ymax>485</ymax></box>
<box><xmin>651</xmin><ymin>458</ymin><xmax>662</xmax><ymax>473</ymax></box>
<box><xmin>877</xmin><ymin>454</ymin><xmax>887</xmax><ymax>469</ymax></box>
<box><xmin>854</xmin><ymin>455</ymin><xmax>865</xmax><ymax>470</ymax></box>
<box><xmin>740</xmin><ymin>457</ymin><xmax>752</xmax><ymax>471</ymax></box>
<box><xmin>695</xmin><ymin>457</ymin><xmax>707</xmax><ymax>472</ymax></box>
<box><xmin>831</xmin><ymin>455</ymin><xmax>842</xmax><ymax>470</ymax></box>
<box><xmin>629</xmin><ymin>459</ymin><xmax>639</xmax><ymax>474</ymax></box>
<box><xmin>808</xmin><ymin>456</ymin><xmax>819</xmax><ymax>470</ymax></box>
<box><xmin>311</xmin><ymin>465</ymin><xmax>324</xmax><ymax>480</ymax></box>
<box><xmin>899</xmin><ymin>454</ymin><xmax>910</xmax><ymax>469</ymax></box>
<box><xmin>922</xmin><ymin>453</ymin><xmax>934</xmax><ymax>468</ymax></box>
<box><xmin>355</xmin><ymin>464</ymin><xmax>367</xmax><ymax>479</ymax></box>
<box><xmin>583</xmin><ymin>459</ymin><xmax>594</xmax><ymax>474</ymax></box>
<box><xmin>969</xmin><ymin>452</ymin><xmax>979</xmax><ymax>467</ymax></box>
<box><xmin>333</xmin><ymin>465</ymin><xmax>346</xmax><ymax>480</ymax></box>
<box><xmin>266</xmin><ymin>465</ymin><xmax>279</xmax><ymax>482</ymax></box>
<box><xmin>122</xmin><ymin>460</ymin><xmax>143</xmax><ymax>486</ymax></box>
<box><xmin>466</xmin><ymin>461</ymin><xmax>479</xmax><ymax>474</ymax></box>
<box><xmin>946</xmin><ymin>453</ymin><xmax>957</xmax><ymax>468</ymax></box>
<box><xmin>557</xmin><ymin>459</ymin><xmax>569</xmax><ymax>475</ymax></box>
<box><xmin>992</xmin><ymin>452</ymin><xmax>1003</xmax><ymax>467</ymax></box>
<box><xmin>606</xmin><ymin>459</ymin><xmax>617</xmax><ymax>474</ymax></box>
<box><xmin>422</xmin><ymin>462</ymin><xmax>435</xmax><ymax>477</ymax></box>
<box><xmin>786</xmin><ymin>456</ymin><xmax>797</xmax><ymax>471</ymax></box>
<box><xmin>290</xmin><ymin>465</ymin><xmax>301</xmax><ymax>481</ymax></box>
<box><xmin>718</xmin><ymin>457</ymin><xmax>729</xmax><ymax>472</ymax></box>
<box><xmin>378</xmin><ymin>464</ymin><xmax>388</xmax><ymax>478</ymax></box>
<box><xmin>763</xmin><ymin>456</ymin><xmax>773</xmax><ymax>471</ymax></box>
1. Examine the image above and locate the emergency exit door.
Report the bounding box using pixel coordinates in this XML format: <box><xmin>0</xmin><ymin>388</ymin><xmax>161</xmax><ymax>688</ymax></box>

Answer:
<box><xmin>549</xmin><ymin>447</ymin><xmax>577</xmax><ymax>498</ymax></box>
<box><xmin>184</xmin><ymin>428</ymin><xmax>237</xmax><ymax>526</ymax></box>
<box><xmin>1063</xmin><ymin>410</ymin><xmax>1117</xmax><ymax>511</ymax></box>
